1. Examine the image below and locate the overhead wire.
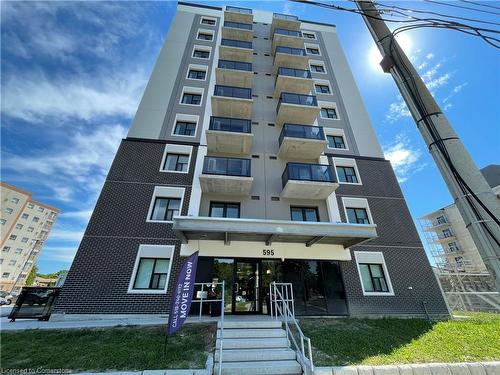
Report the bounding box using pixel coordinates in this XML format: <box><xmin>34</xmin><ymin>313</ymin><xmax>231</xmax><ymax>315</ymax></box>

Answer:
<box><xmin>425</xmin><ymin>0</ymin><xmax>500</xmax><ymax>16</ymax></box>
<box><xmin>460</xmin><ymin>0</ymin><xmax>500</xmax><ymax>11</ymax></box>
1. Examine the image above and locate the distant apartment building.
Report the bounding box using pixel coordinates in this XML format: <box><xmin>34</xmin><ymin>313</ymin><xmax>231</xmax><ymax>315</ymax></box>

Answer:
<box><xmin>0</xmin><ymin>182</ymin><xmax>60</xmax><ymax>293</ymax></box>
<box><xmin>55</xmin><ymin>3</ymin><xmax>448</xmax><ymax>319</ymax></box>
<box><xmin>420</xmin><ymin>164</ymin><xmax>500</xmax><ymax>311</ymax></box>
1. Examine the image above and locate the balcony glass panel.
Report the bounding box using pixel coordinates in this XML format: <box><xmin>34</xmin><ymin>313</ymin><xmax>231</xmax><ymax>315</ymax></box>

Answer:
<box><xmin>209</xmin><ymin>117</ymin><xmax>252</xmax><ymax>133</ymax></box>
<box><xmin>214</xmin><ymin>85</ymin><xmax>252</xmax><ymax>99</ymax></box>
<box><xmin>278</xmin><ymin>93</ymin><xmax>318</xmax><ymax>111</ymax></box>
<box><xmin>218</xmin><ymin>60</ymin><xmax>252</xmax><ymax>71</ymax></box>
<box><xmin>279</xmin><ymin>124</ymin><xmax>325</xmax><ymax>145</ymax></box>
<box><xmin>203</xmin><ymin>156</ymin><xmax>251</xmax><ymax>177</ymax></box>
<box><xmin>226</xmin><ymin>6</ymin><xmax>253</xmax><ymax>14</ymax></box>
<box><xmin>275</xmin><ymin>28</ymin><xmax>302</xmax><ymax>37</ymax></box>
<box><xmin>221</xmin><ymin>39</ymin><xmax>253</xmax><ymax>49</ymax></box>
<box><xmin>275</xmin><ymin>46</ymin><xmax>306</xmax><ymax>56</ymax></box>
<box><xmin>224</xmin><ymin>21</ymin><xmax>253</xmax><ymax>30</ymax></box>
<box><xmin>282</xmin><ymin>163</ymin><xmax>336</xmax><ymax>188</ymax></box>
<box><xmin>274</xmin><ymin>13</ymin><xmax>299</xmax><ymax>21</ymax></box>
<box><xmin>277</xmin><ymin>67</ymin><xmax>312</xmax><ymax>79</ymax></box>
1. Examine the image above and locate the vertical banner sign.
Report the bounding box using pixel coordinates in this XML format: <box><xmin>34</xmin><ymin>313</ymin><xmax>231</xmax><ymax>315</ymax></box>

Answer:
<box><xmin>167</xmin><ymin>251</ymin><xmax>199</xmax><ymax>335</ymax></box>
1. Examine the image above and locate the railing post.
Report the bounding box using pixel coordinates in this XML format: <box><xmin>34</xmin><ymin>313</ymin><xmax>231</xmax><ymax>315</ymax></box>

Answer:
<box><xmin>218</xmin><ymin>280</ymin><xmax>225</xmax><ymax>375</ymax></box>
<box><xmin>269</xmin><ymin>282</ymin><xmax>273</xmax><ymax>318</ymax></box>
<box><xmin>290</xmin><ymin>283</ymin><xmax>295</xmax><ymax>317</ymax></box>
<box><xmin>199</xmin><ymin>283</ymin><xmax>204</xmax><ymax>321</ymax></box>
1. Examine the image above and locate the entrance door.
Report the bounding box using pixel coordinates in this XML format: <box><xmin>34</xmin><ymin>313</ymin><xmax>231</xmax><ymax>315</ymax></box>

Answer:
<box><xmin>233</xmin><ymin>260</ymin><xmax>260</xmax><ymax>314</ymax></box>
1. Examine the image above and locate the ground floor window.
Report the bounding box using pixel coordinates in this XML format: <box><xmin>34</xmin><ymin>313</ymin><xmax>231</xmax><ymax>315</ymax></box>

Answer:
<box><xmin>359</xmin><ymin>263</ymin><xmax>389</xmax><ymax>292</ymax></box>
<box><xmin>133</xmin><ymin>258</ymin><xmax>170</xmax><ymax>289</ymax></box>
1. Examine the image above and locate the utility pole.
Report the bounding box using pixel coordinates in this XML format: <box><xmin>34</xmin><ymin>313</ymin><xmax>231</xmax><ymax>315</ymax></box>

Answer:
<box><xmin>354</xmin><ymin>0</ymin><xmax>500</xmax><ymax>290</ymax></box>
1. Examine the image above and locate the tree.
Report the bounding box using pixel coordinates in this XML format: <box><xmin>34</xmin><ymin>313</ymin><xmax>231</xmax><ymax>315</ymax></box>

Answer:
<box><xmin>25</xmin><ymin>265</ymin><xmax>38</xmax><ymax>286</ymax></box>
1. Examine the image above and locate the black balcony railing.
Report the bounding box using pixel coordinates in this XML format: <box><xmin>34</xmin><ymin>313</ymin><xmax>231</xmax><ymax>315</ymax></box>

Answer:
<box><xmin>275</xmin><ymin>46</ymin><xmax>306</xmax><ymax>56</ymax></box>
<box><xmin>282</xmin><ymin>163</ymin><xmax>336</xmax><ymax>188</ymax></box>
<box><xmin>226</xmin><ymin>6</ymin><xmax>253</xmax><ymax>14</ymax></box>
<box><xmin>224</xmin><ymin>21</ymin><xmax>253</xmax><ymax>30</ymax></box>
<box><xmin>221</xmin><ymin>38</ymin><xmax>252</xmax><ymax>49</ymax></box>
<box><xmin>274</xmin><ymin>28</ymin><xmax>302</xmax><ymax>37</ymax></box>
<box><xmin>214</xmin><ymin>85</ymin><xmax>252</xmax><ymax>99</ymax></box>
<box><xmin>279</xmin><ymin>124</ymin><xmax>325</xmax><ymax>146</ymax></box>
<box><xmin>273</xmin><ymin>13</ymin><xmax>299</xmax><ymax>21</ymax></box>
<box><xmin>277</xmin><ymin>67</ymin><xmax>312</xmax><ymax>79</ymax></box>
<box><xmin>218</xmin><ymin>60</ymin><xmax>252</xmax><ymax>72</ymax></box>
<box><xmin>203</xmin><ymin>156</ymin><xmax>251</xmax><ymax>177</ymax></box>
<box><xmin>209</xmin><ymin>117</ymin><xmax>252</xmax><ymax>133</ymax></box>
<box><xmin>277</xmin><ymin>93</ymin><xmax>318</xmax><ymax>112</ymax></box>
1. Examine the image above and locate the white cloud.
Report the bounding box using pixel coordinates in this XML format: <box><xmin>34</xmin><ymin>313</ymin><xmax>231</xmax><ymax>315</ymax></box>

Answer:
<box><xmin>383</xmin><ymin>135</ymin><xmax>425</xmax><ymax>183</ymax></box>
<box><xmin>387</xmin><ymin>98</ymin><xmax>411</xmax><ymax>121</ymax></box>
<box><xmin>48</xmin><ymin>229</ymin><xmax>85</xmax><ymax>243</ymax></box>
<box><xmin>443</xmin><ymin>83</ymin><xmax>468</xmax><ymax>103</ymax></box>
<box><xmin>40</xmin><ymin>247</ymin><xmax>78</xmax><ymax>262</ymax></box>
<box><xmin>61</xmin><ymin>209</ymin><xmax>94</xmax><ymax>222</ymax></box>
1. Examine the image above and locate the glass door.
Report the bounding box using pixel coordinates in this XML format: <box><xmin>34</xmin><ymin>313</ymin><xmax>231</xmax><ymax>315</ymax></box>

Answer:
<box><xmin>233</xmin><ymin>260</ymin><xmax>260</xmax><ymax>314</ymax></box>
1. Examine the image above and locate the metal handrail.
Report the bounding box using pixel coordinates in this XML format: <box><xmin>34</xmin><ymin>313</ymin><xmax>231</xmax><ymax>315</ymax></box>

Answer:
<box><xmin>270</xmin><ymin>282</ymin><xmax>314</xmax><ymax>374</ymax></box>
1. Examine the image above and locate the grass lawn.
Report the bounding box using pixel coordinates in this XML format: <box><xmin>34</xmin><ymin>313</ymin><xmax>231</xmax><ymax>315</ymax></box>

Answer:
<box><xmin>301</xmin><ymin>312</ymin><xmax>500</xmax><ymax>366</ymax></box>
<box><xmin>1</xmin><ymin>323</ymin><xmax>216</xmax><ymax>371</ymax></box>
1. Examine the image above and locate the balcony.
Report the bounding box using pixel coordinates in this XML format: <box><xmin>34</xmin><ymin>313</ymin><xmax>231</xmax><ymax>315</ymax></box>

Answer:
<box><xmin>219</xmin><ymin>39</ymin><xmax>253</xmax><ymax>63</ymax></box>
<box><xmin>276</xmin><ymin>93</ymin><xmax>320</xmax><ymax>126</ymax></box>
<box><xmin>271</xmin><ymin>13</ymin><xmax>301</xmax><ymax>36</ymax></box>
<box><xmin>222</xmin><ymin>21</ymin><xmax>253</xmax><ymax>42</ymax></box>
<box><xmin>211</xmin><ymin>85</ymin><xmax>253</xmax><ymax>118</ymax></box>
<box><xmin>273</xmin><ymin>46</ymin><xmax>309</xmax><ymax>74</ymax></box>
<box><xmin>274</xmin><ymin>67</ymin><xmax>313</xmax><ymax>97</ymax></box>
<box><xmin>281</xmin><ymin>162</ymin><xmax>338</xmax><ymax>199</ymax></box>
<box><xmin>199</xmin><ymin>156</ymin><xmax>253</xmax><ymax>195</ymax></box>
<box><xmin>216</xmin><ymin>60</ymin><xmax>253</xmax><ymax>88</ymax></box>
<box><xmin>278</xmin><ymin>124</ymin><xmax>327</xmax><ymax>160</ymax></box>
<box><xmin>272</xmin><ymin>28</ymin><xmax>304</xmax><ymax>53</ymax></box>
<box><xmin>206</xmin><ymin>117</ymin><xmax>253</xmax><ymax>155</ymax></box>
<box><xmin>225</xmin><ymin>5</ymin><xmax>253</xmax><ymax>24</ymax></box>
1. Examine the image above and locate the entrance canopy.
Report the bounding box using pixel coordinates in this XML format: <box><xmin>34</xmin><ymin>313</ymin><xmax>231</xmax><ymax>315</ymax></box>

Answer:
<box><xmin>173</xmin><ymin>216</ymin><xmax>377</xmax><ymax>248</ymax></box>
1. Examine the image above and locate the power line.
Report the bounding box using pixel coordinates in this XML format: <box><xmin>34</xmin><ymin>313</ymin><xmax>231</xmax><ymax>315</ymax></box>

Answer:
<box><xmin>460</xmin><ymin>0</ymin><xmax>500</xmax><ymax>11</ymax></box>
<box><xmin>425</xmin><ymin>0</ymin><xmax>500</xmax><ymax>16</ymax></box>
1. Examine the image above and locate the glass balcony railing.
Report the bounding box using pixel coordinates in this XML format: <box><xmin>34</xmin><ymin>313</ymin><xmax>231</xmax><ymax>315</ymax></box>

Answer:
<box><xmin>226</xmin><ymin>6</ymin><xmax>253</xmax><ymax>14</ymax></box>
<box><xmin>277</xmin><ymin>67</ymin><xmax>312</xmax><ymax>79</ymax></box>
<box><xmin>209</xmin><ymin>117</ymin><xmax>252</xmax><ymax>133</ymax></box>
<box><xmin>279</xmin><ymin>124</ymin><xmax>325</xmax><ymax>145</ymax></box>
<box><xmin>203</xmin><ymin>156</ymin><xmax>251</xmax><ymax>177</ymax></box>
<box><xmin>282</xmin><ymin>163</ymin><xmax>336</xmax><ymax>188</ymax></box>
<box><xmin>273</xmin><ymin>13</ymin><xmax>299</xmax><ymax>21</ymax></box>
<box><xmin>214</xmin><ymin>85</ymin><xmax>252</xmax><ymax>99</ymax></box>
<box><xmin>218</xmin><ymin>60</ymin><xmax>252</xmax><ymax>72</ymax></box>
<box><xmin>275</xmin><ymin>46</ymin><xmax>306</xmax><ymax>56</ymax></box>
<box><xmin>224</xmin><ymin>21</ymin><xmax>253</xmax><ymax>30</ymax></box>
<box><xmin>274</xmin><ymin>28</ymin><xmax>302</xmax><ymax>37</ymax></box>
<box><xmin>277</xmin><ymin>93</ymin><xmax>318</xmax><ymax>112</ymax></box>
<box><xmin>221</xmin><ymin>38</ymin><xmax>253</xmax><ymax>49</ymax></box>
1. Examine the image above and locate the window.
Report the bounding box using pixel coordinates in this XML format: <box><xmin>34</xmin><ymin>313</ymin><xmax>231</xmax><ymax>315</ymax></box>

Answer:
<box><xmin>21</xmin><ymin>237</ymin><xmax>29</xmax><ymax>243</ymax></box>
<box><xmin>188</xmin><ymin>69</ymin><xmax>206</xmax><ymax>80</ymax></box>
<box><xmin>448</xmin><ymin>242</ymin><xmax>459</xmax><ymax>252</ymax></box>
<box><xmin>15</xmin><ymin>224</ymin><xmax>23</xmax><ymax>230</ymax></box>
<box><xmin>193</xmin><ymin>48</ymin><xmax>210</xmax><ymax>59</ymax></box>
<box><xmin>455</xmin><ymin>256</ymin><xmax>464</xmax><ymax>266</ymax></box>
<box><xmin>321</xmin><ymin>107</ymin><xmax>338</xmax><ymax>119</ymax></box>
<box><xmin>133</xmin><ymin>258</ymin><xmax>170</xmax><ymax>289</ymax></box>
<box><xmin>9</xmin><ymin>235</ymin><xmax>16</xmax><ymax>241</ymax></box>
<box><xmin>15</xmin><ymin>248</ymin><xmax>23</xmax><ymax>254</ymax></box>
<box><xmin>27</xmin><ymin>203</ymin><xmax>34</xmax><ymax>209</ymax></box>
<box><xmin>150</xmin><ymin>198</ymin><xmax>181</xmax><ymax>221</ymax></box>
<box><xmin>359</xmin><ymin>264</ymin><xmax>389</xmax><ymax>292</ymax></box>
<box><xmin>0</xmin><ymin>219</ymin><xmax>5</xmax><ymax>225</ymax></box>
<box><xmin>201</xmin><ymin>17</ymin><xmax>216</xmax><ymax>25</ymax></box>
<box><xmin>315</xmin><ymin>84</ymin><xmax>331</xmax><ymax>94</ymax></box>
<box><xmin>2</xmin><ymin>247</ymin><xmax>10</xmax><ymax>253</ymax></box>
<box><xmin>21</xmin><ymin>213</ymin><xmax>29</xmax><ymax>219</ymax></box>
<box><xmin>290</xmin><ymin>207</ymin><xmax>319</xmax><ymax>222</ymax></box>
<box><xmin>181</xmin><ymin>93</ymin><xmax>202</xmax><ymax>105</ymax></box>
<box><xmin>347</xmin><ymin>208</ymin><xmax>370</xmax><ymax>224</ymax></box>
<box><xmin>337</xmin><ymin>166</ymin><xmax>358</xmax><ymax>183</ymax></box>
<box><xmin>436</xmin><ymin>215</ymin><xmax>447</xmax><ymax>224</ymax></box>
<box><xmin>8</xmin><ymin>260</ymin><xmax>16</xmax><ymax>266</ymax></box>
<box><xmin>27</xmin><ymin>227</ymin><xmax>34</xmax><ymax>232</ymax></box>
<box><xmin>306</xmin><ymin>47</ymin><xmax>320</xmax><ymax>55</ymax></box>
<box><xmin>2</xmin><ymin>273</ymin><xmax>10</xmax><ymax>279</ymax></box>
<box><xmin>197</xmin><ymin>32</ymin><xmax>213</xmax><ymax>41</ymax></box>
<box><xmin>164</xmin><ymin>154</ymin><xmax>189</xmax><ymax>172</ymax></box>
<box><xmin>174</xmin><ymin>121</ymin><xmax>197</xmax><ymax>136</ymax></box>
<box><xmin>303</xmin><ymin>32</ymin><xmax>316</xmax><ymax>39</ymax></box>
<box><xmin>4</xmin><ymin>208</ymin><xmax>13</xmax><ymax>214</ymax></box>
<box><xmin>443</xmin><ymin>228</ymin><xmax>453</xmax><ymax>238</ymax></box>
<box><xmin>209</xmin><ymin>202</ymin><xmax>240</xmax><ymax>218</ymax></box>
<box><xmin>38</xmin><ymin>207</ymin><xmax>44</xmax><ymax>212</ymax></box>
<box><xmin>33</xmin><ymin>216</ymin><xmax>39</xmax><ymax>222</ymax></box>
<box><xmin>327</xmin><ymin>135</ymin><xmax>346</xmax><ymax>149</ymax></box>
<box><xmin>11</xmin><ymin>197</ymin><xmax>19</xmax><ymax>204</ymax></box>
<box><xmin>310</xmin><ymin>64</ymin><xmax>325</xmax><ymax>73</ymax></box>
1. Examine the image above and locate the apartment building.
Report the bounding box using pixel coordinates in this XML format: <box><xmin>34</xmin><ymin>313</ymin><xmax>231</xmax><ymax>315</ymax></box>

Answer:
<box><xmin>0</xmin><ymin>182</ymin><xmax>59</xmax><ymax>293</ymax></box>
<box><xmin>420</xmin><ymin>164</ymin><xmax>500</xmax><ymax>311</ymax></box>
<box><xmin>54</xmin><ymin>3</ymin><xmax>449</xmax><ymax>318</ymax></box>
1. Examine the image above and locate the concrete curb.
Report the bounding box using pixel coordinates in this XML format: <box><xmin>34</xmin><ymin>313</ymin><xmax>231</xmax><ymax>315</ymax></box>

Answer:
<box><xmin>313</xmin><ymin>362</ymin><xmax>500</xmax><ymax>375</ymax></box>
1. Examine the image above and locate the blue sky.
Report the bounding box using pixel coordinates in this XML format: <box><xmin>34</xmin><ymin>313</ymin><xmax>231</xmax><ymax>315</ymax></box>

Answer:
<box><xmin>1</xmin><ymin>1</ymin><xmax>499</xmax><ymax>274</ymax></box>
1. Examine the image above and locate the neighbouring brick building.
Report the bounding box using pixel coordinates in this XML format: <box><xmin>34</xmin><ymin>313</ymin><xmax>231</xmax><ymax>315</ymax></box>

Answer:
<box><xmin>54</xmin><ymin>3</ymin><xmax>449</xmax><ymax>319</ymax></box>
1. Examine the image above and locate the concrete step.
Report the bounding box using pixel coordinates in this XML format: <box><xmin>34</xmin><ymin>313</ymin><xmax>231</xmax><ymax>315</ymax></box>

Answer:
<box><xmin>214</xmin><ymin>360</ymin><xmax>302</xmax><ymax>375</ymax></box>
<box><xmin>216</xmin><ymin>337</ymin><xmax>290</xmax><ymax>349</ymax></box>
<box><xmin>215</xmin><ymin>348</ymin><xmax>297</xmax><ymax>362</ymax></box>
<box><xmin>217</xmin><ymin>328</ymin><xmax>286</xmax><ymax>339</ymax></box>
<box><xmin>218</xmin><ymin>320</ymin><xmax>282</xmax><ymax>329</ymax></box>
